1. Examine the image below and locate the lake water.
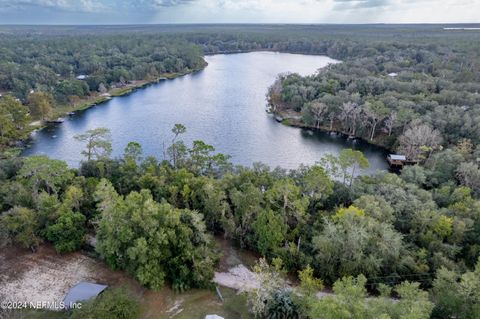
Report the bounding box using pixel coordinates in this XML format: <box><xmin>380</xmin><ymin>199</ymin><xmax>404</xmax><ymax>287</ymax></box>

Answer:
<box><xmin>23</xmin><ymin>52</ymin><xmax>389</xmax><ymax>173</ymax></box>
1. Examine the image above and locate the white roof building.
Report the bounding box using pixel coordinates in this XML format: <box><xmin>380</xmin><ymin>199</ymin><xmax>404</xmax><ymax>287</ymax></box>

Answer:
<box><xmin>389</xmin><ymin>154</ymin><xmax>406</xmax><ymax>161</ymax></box>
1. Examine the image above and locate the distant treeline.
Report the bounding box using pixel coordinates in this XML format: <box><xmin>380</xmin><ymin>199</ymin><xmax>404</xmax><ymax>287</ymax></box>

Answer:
<box><xmin>0</xmin><ymin>34</ymin><xmax>205</xmax><ymax>102</ymax></box>
<box><xmin>1</xmin><ymin>24</ymin><xmax>479</xmax><ymax>102</ymax></box>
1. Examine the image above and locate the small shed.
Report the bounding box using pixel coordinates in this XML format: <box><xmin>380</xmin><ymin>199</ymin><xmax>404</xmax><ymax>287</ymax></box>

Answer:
<box><xmin>387</xmin><ymin>154</ymin><xmax>407</xmax><ymax>167</ymax></box>
<box><xmin>63</xmin><ymin>282</ymin><xmax>108</xmax><ymax>308</ymax></box>
<box><xmin>76</xmin><ymin>75</ymin><xmax>87</xmax><ymax>80</ymax></box>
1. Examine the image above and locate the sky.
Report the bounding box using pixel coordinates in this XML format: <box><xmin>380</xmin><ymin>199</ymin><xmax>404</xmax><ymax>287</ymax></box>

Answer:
<box><xmin>0</xmin><ymin>0</ymin><xmax>479</xmax><ymax>25</ymax></box>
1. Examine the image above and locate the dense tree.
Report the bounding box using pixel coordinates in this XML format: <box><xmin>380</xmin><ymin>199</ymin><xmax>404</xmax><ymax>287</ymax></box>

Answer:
<box><xmin>245</xmin><ymin>260</ymin><xmax>433</xmax><ymax>319</ymax></box>
<box><xmin>303</xmin><ymin>100</ymin><xmax>328</xmax><ymax>129</ymax></box>
<box><xmin>309</xmin><ymin>275</ymin><xmax>433</xmax><ymax>319</ymax></box>
<box><xmin>364</xmin><ymin>100</ymin><xmax>389</xmax><ymax>141</ymax></box>
<box><xmin>0</xmin><ymin>206</ymin><xmax>40</xmax><ymax>251</ymax></box>
<box><xmin>265</xmin><ymin>178</ymin><xmax>309</xmax><ymax>240</ymax></box>
<box><xmin>94</xmin><ymin>179</ymin><xmax>217</xmax><ymax>291</ymax></box>
<box><xmin>18</xmin><ymin>156</ymin><xmax>74</xmax><ymax>199</ymax></box>
<box><xmin>398</xmin><ymin>121</ymin><xmax>443</xmax><ymax>162</ymax></box>
<box><xmin>456</xmin><ymin>161</ymin><xmax>480</xmax><ymax>196</ymax></box>
<box><xmin>46</xmin><ymin>209</ymin><xmax>86</xmax><ymax>253</ymax></box>
<box><xmin>27</xmin><ymin>92</ymin><xmax>54</xmax><ymax>120</ymax></box>
<box><xmin>431</xmin><ymin>259</ymin><xmax>480</xmax><ymax>319</ymax></box>
<box><xmin>221</xmin><ymin>179</ymin><xmax>263</xmax><ymax>248</ymax></box>
<box><xmin>253</xmin><ymin>209</ymin><xmax>287</xmax><ymax>256</ymax></box>
<box><xmin>425</xmin><ymin>149</ymin><xmax>464</xmax><ymax>186</ymax></box>
<box><xmin>401</xmin><ymin>165</ymin><xmax>427</xmax><ymax>186</ymax></box>
<box><xmin>0</xmin><ymin>96</ymin><xmax>29</xmax><ymax>150</ymax></box>
<box><xmin>312</xmin><ymin>206</ymin><xmax>406</xmax><ymax>282</ymax></box>
<box><xmin>295</xmin><ymin>164</ymin><xmax>333</xmax><ymax>204</ymax></box>
<box><xmin>353</xmin><ymin>194</ymin><xmax>395</xmax><ymax>223</ymax></box>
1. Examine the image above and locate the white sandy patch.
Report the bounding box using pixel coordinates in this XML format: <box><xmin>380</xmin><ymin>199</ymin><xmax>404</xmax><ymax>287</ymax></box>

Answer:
<box><xmin>213</xmin><ymin>263</ymin><xmax>335</xmax><ymax>300</ymax></box>
<box><xmin>213</xmin><ymin>264</ymin><xmax>260</xmax><ymax>291</ymax></box>
<box><xmin>0</xmin><ymin>252</ymin><xmax>99</xmax><ymax>310</ymax></box>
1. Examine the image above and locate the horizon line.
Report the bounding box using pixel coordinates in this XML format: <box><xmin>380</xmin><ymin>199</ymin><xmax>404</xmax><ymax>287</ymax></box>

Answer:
<box><xmin>1</xmin><ymin>22</ymin><xmax>480</xmax><ymax>27</ymax></box>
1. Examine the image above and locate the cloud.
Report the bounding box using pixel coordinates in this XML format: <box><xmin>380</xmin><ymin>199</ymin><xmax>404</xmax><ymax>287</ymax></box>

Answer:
<box><xmin>332</xmin><ymin>0</ymin><xmax>391</xmax><ymax>9</ymax></box>
<box><xmin>0</xmin><ymin>0</ymin><xmax>105</xmax><ymax>12</ymax></box>
<box><xmin>128</xmin><ymin>0</ymin><xmax>196</xmax><ymax>8</ymax></box>
<box><xmin>0</xmin><ymin>0</ymin><xmax>195</xmax><ymax>13</ymax></box>
<box><xmin>0</xmin><ymin>0</ymin><xmax>478</xmax><ymax>24</ymax></box>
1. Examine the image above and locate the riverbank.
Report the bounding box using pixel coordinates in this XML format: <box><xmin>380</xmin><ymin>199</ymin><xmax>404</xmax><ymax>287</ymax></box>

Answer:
<box><xmin>16</xmin><ymin>64</ymin><xmax>208</xmax><ymax>157</ymax></box>
<box><xmin>26</xmin><ymin>63</ymin><xmax>208</xmax><ymax>133</ymax></box>
<box><xmin>271</xmin><ymin>108</ymin><xmax>395</xmax><ymax>152</ymax></box>
<box><xmin>204</xmin><ymin>48</ymin><xmax>343</xmax><ymax>59</ymax></box>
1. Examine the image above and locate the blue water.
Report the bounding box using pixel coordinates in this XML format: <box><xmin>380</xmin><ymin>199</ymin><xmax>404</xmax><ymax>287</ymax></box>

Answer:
<box><xmin>23</xmin><ymin>52</ymin><xmax>388</xmax><ymax>172</ymax></box>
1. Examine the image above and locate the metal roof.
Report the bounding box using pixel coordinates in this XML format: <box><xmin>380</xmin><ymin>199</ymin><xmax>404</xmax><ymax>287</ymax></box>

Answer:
<box><xmin>63</xmin><ymin>282</ymin><xmax>108</xmax><ymax>308</ymax></box>
<box><xmin>389</xmin><ymin>154</ymin><xmax>406</xmax><ymax>161</ymax></box>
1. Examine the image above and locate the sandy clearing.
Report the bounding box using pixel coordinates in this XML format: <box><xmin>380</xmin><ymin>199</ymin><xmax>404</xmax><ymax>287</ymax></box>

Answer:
<box><xmin>0</xmin><ymin>245</ymin><xmax>142</xmax><ymax>311</ymax></box>
<box><xmin>213</xmin><ymin>263</ymin><xmax>335</xmax><ymax>300</ymax></box>
<box><xmin>213</xmin><ymin>264</ymin><xmax>260</xmax><ymax>291</ymax></box>
<box><xmin>0</xmin><ymin>248</ymin><xmax>100</xmax><ymax>309</ymax></box>
<box><xmin>0</xmin><ymin>244</ymin><xmax>237</xmax><ymax>318</ymax></box>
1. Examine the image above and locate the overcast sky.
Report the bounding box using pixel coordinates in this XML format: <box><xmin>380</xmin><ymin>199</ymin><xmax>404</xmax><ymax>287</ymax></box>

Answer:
<box><xmin>0</xmin><ymin>0</ymin><xmax>479</xmax><ymax>24</ymax></box>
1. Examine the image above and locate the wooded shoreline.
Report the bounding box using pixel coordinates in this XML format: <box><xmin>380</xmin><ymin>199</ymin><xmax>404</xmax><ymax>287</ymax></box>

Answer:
<box><xmin>20</xmin><ymin>63</ymin><xmax>208</xmax><ymax>152</ymax></box>
<box><xmin>269</xmin><ymin>105</ymin><xmax>393</xmax><ymax>152</ymax></box>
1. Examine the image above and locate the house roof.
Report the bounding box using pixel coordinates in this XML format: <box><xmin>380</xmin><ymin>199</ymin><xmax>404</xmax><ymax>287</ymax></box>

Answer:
<box><xmin>63</xmin><ymin>282</ymin><xmax>108</xmax><ymax>308</ymax></box>
<box><xmin>205</xmin><ymin>315</ymin><xmax>225</xmax><ymax>319</ymax></box>
<box><xmin>389</xmin><ymin>154</ymin><xmax>406</xmax><ymax>161</ymax></box>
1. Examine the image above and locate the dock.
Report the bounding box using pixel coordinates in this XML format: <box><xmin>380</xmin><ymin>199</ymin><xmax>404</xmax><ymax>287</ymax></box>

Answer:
<box><xmin>387</xmin><ymin>154</ymin><xmax>418</xmax><ymax>168</ymax></box>
<box><xmin>387</xmin><ymin>154</ymin><xmax>406</xmax><ymax>167</ymax></box>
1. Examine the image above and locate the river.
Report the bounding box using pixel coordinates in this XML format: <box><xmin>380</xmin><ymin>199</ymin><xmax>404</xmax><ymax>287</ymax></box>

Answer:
<box><xmin>22</xmin><ymin>52</ymin><xmax>389</xmax><ymax>173</ymax></box>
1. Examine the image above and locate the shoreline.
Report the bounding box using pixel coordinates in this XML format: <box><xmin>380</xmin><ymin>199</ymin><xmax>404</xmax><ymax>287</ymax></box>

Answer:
<box><xmin>34</xmin><ymin>64</ymin><xmax>207</xmax><ymax>125</ymax></box>
<box><xmin>21</xmin><ymin>62</ymin><xmax>208</xmax><ymax>151</ymax></box>
<box><xmin>204</xmin><ymin>48</ymin><xmax>341</xmax><ymax>58</ymax></box>
<box><xmin>271</xmin><ymin>108</ymin><xmax>394</xmax><ymax>153</ymax></box>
